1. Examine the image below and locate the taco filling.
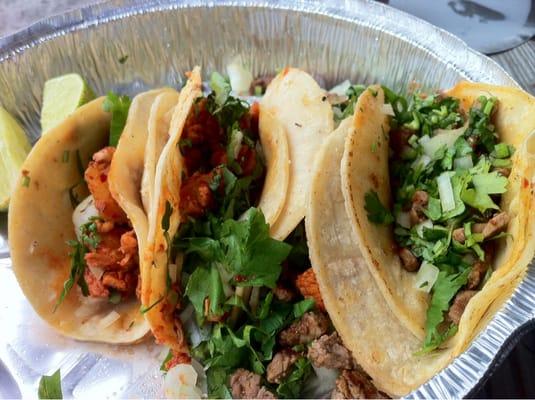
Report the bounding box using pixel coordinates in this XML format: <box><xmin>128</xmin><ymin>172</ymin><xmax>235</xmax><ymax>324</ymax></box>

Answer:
<box><xmin>56</xmin><ymin>96</ymin><xmax>139</xmax><ymax>309</ymax></box>
<box><xmin>153</xmin><ymin>71</ymin><xmax>381</xmax><ymax>399</ymax></box>
<box><xmin>361</xmin><ymin>89</ymin><xmax>513</xmax><ymax>352</ymax></box>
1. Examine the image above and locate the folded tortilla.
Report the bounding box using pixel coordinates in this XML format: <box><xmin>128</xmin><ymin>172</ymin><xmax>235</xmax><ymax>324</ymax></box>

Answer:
<box><xmin>308</xmin><ymin>82</ymin><xmax>535</xmax><ymax>395</ymax></box>
<box><xmin>142</xmin><ymin>67</ymin><xmax>334</xmax><ymax>352</ymax></box>
<box><xmin>9</xmin><ymin>90</ymin><xmax>170</xmax><ymax>343</ymax></box>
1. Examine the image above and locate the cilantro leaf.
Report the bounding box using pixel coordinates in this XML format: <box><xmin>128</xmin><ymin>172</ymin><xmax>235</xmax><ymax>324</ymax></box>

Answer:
<box><xmin>103</xmin><ymin>92</ymin><xmax>131</xmax><ymax>147</ymax></box>
<box><xmin>421</xmin><ymin>268</ymin><xmax>471</xmax><ymax>352</ymax></box>
<box><xmin>38</xmin><ymin>369</ymin><xmax>63</xmax><ymax>399</ymax></box>
<box><xmin>185</xmin><ymin>264</ymin><xmax>225</xmax><ymax>320</ymax></box>
<box><xmin>364</xmin><ymin>190</ymin><xmax>394</xmax><ymax>224</ymax></box>
<box><xmin>221</xmin><ymin>208</ymin><xmax>291</xmax><ymax>288</ymax></box>
<box><xmin>276</xmin><ymin>357</ymin><xmax>312</xmax><ymax>398</ymax></box>
<box><xmin>461</xmin><ymin>188</ymin><xmax>499</xmax><ymax>213</ymax></box>
<box><xmin>54</xmin><ymin>219</ymin><xmax>100</xmax><ymax>311</ymax></box>
<box><xmin>472</xmin><ymin>172</ymin><xmax>508</xmax><ymax>194</ymax></box>
<box><xmin>441</xmin><ymin>172</ymin><xmax>468</xmax><ymax>220</ymax></box>
<box><xmin>206</xmin><ymin>73</ymin><xmax>249</xmax><ymax>128</ymax></box>
<box><xmin>207</xmin><ymin>367</ymin><xmax>233</xmax><ymax>399</ymax></box>
<box><xmin>293</xmin><ymin>298</ymin><xmax>315</xmax><ymax>318</ymax></box>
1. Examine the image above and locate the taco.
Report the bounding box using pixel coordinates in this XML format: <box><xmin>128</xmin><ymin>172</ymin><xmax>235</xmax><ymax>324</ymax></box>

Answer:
<box><xmin>138</xmin><ymin>68</ymin><xmax>385</xmax><ymax>398</ymax></box>
<box><xmin>9</xmin><ymin>88</ymin><xmax>175</xmax><ymax>343</ymax></box>
<box><xmin>307</xmin><ymin>82</ymin><xmax>535</xmax><ymax>395</ymax></box>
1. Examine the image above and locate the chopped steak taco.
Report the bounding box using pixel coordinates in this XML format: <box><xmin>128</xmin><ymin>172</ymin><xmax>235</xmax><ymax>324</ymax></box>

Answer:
<box><xmin>307</xmin><ymin>82</ymin><xmax>535</xmax><ymax>395</ymax></box>
<box><xmin>138</xmin><ymin>67</ymin><xmax>389</xmax><ymax>399</ymax></box>
<box><xmin>9</xmin><ymin>88</ymin><xmax>175</xmax><ymax>343</ymax></box>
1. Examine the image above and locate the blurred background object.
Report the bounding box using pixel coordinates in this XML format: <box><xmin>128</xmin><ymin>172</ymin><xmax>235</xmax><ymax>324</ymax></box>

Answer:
<box><xmin>384</xmin><ymin>0</ymin><xmax>535</xmax><ymax>54</ymax></box>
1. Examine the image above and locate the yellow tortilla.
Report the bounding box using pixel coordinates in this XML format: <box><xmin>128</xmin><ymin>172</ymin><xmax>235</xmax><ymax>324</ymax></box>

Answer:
<box><xmin>142</xmin><ymin>67</ymin><xmax>203</xmax><ymax>352</ymax></box>
<box><xmin>261</xmin><ymin>68</ymin><xmax>334</xmax><ymax>240</ymax></box>
<box><xmin>341</xmin><ymin>86</ymin><xmax>428</xmax><ymax>338</ymax></box>
<box><xmin>312</xmin><ymin>82</ymin><xmax>535</xmax><ymax>395</ymax></box>
<box><xmin>9</xmin><ymin>98</ymin><xmax>149</xmax><ymax>343</ymax></box>
<box><xmin>257</xmin><ymin>108</ymin><xmax>290</xmax><ymax>225</ymax></box>
<box><xmin>110</xmin><ymin>88</ymin><xmax>174</xmax><ymax>299</ymax></box>
<box><xmin>141</xmin><ymin>90</ymin><xmax>180</xmax><ymax>216</ymax></box>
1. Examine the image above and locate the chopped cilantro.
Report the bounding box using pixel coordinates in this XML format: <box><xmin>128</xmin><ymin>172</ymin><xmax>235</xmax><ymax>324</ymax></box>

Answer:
<box><xmin>364</xmin><ymin>190</ymin><xmax>394</xmax><ymax>224</ymax></box>
<box><xmin>276</xmin><ymin>357</ymin><xmax>312</xmax><ymax>398</ymax></box>
<box><xmin>103</xmin><ymin>92</ymin><xmax>131</xmax><ymax>147</ymax></box>
<box><xmin>420</xmin><ymin>268</ymin><xmax>471</xmax><ymax>353</ymax></box>
<box><xmin>38</xmin><ymin>369</ymin><xmax>63</xmax><ymax>399</ymax></box>
<box><xmin>54</xmin><ymin>219</ymin><xmax>100</xmax><ymax>312</ymax></box>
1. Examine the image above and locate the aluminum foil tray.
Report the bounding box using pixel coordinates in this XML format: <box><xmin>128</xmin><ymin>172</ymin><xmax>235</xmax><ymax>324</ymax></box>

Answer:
<box><xmin>0</xmin><ymin>0</ymin><xmax>531</xmax><ymax>398</ymax></box>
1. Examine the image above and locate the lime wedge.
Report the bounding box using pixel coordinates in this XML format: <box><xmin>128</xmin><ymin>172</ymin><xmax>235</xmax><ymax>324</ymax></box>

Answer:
<box><xmin>40</xmin><ymin>73</ymin><xmax>95</xmax><ymax>133</ymax></box>
<box><xmin>0</xmin><ymin>106</ymin><xmax>31</xmax><ymax>211</ymax></box>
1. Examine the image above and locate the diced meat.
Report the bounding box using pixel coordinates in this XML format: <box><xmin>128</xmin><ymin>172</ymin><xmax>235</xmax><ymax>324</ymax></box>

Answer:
<box><xmin>272</xmin><ymin>283</ymin><xmax>297</xmax><ymax>302</ymax></box>
<box><xmin>96</xmin><ymin>219</ymin><xmax>114</xmax><ymax>233</ymax></box>
<box><xmin>118</xmin><ymin>230</ymin><xmax>138</xmax><ymax>268</ymax></box>
<box><xmin>256</xmin><ymin>387</ymin><xmax>277</xmax><ymax>399</ymax></box>
<box><xmin>84</xmin><ymin>147</ymin><xmax>128</xmax><ymax>223</ymax></box>
<box><xmin>179</xmin><ymin>172</ymin><xmax>216</xmax><ymax>218</ymax></box>
<box><xmin>331</xmin><ymin>370</ymin><xmax>383</xmax><ymax>399</ymax></box>
<box><xmin>295</xmin><ymin>268</ymin><xmax>325</xmax><ymax>311</ymax></box>
<box><xmin>448</xmin><ymin>290</ymin><xmax>477</xmax><ymax>325</ymax></box>
<box><xmin>84</xmin><ymin>268</ymin><xmax>110</xmax><ymax>297</ymax></box>
<box><xmin>84</xmin><ymin>228</ymin><xmax>138</xmax><ymax>271</ymax></box>
<box><xmin>494</xmin><ymin>167</ymin><xmax>511</xmax><ymax>177</ymax></box>
<box><xmin>266</xmin><ymin>349</ymin><xmax>299</xmax><ymax>384</ymax></box>
<box><xmin>389</xmin><ymin>128</ymin><xmax>413</xmax><ymax>155</ymax></box>
<box><xmin>466</xmin><ymin>260</ymin><xmax>489</xmax><ymax>290</ymax></box>
<box><xmin>452</xmin><ymin>223</ymin><xmax>485</xmax><ymax>243</ymax></box>
<box><xmin>249</xmin><ymin>75</ymin><xmax>274</xmax><ymax>96</ymax></box>
<box><xmin>229</xmin><ymin>368</ymin><xmax>276</xmax><ymax>399</ymax></box>
<box><xmin>308</xmin><ymin>332</ymin><xmax>354</xmax><ymax>370</ymax></box>
<box><xmin>236</xmin><ymin>145</ymin><xmax>257</xmax><ymax>177</ymax></box>
<box><xmin>279</xmin><ymin>311</ymin><xmax>330</xmax><ymax>346</ymax></box>
<box><xmin>482</xmin><ymin>212</ymin><xmax>509</xmax><ymax>238</ymax></box>
<box><xmin>399</xmin><ymin>248</ymin><xmax>420</xmax><ymax>272</ymax></box>
<box><xmin>409</xmin><ymin>190</ymin><xmax>429</xmax><ymax>226</ymax></box>
<box><xmin>163</xmin><ymin>351</ymin><xmax>191</xmax><ymax>371</ymax></box>
<box><xmin>453</xmin><ymin>213</ymin><xmax>509</xmax><ymax>244</ymax></box>
<box><xmin>102</xmin><ymin>270</ymin><xmax>138</xmax><ymax>294</ymax></box>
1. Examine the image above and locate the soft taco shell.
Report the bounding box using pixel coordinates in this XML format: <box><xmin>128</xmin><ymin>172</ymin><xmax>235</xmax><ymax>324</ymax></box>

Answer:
<box><xmin>261</xmin><ymin>68</ymin><xmax>334</xmax><ymax>240</ymax></box>
<box><xmin>142</xmin><ymin>67</ymin><xmax>203</xmax><ymax>352</ymax></box>
<box><xmin>9</xmin><ymin>98</ymin><xmax>149</xmax><ymax>343</ymax></box>
<box><xmin>310</xmin><ymin>82</ymin><xmax>535</xmax><ymax>395</ymax></box>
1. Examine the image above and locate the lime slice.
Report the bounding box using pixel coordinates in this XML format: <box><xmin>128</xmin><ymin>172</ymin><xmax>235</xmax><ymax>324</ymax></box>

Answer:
<box><xmin>40</xmin><ymin>73</ymin><xmax>95</xmax><ymax>133</ymax></box>
<box><xmin>0</xmin><ymin>106</ymin><xmax>31</xmax><ymax>211</ymax></box>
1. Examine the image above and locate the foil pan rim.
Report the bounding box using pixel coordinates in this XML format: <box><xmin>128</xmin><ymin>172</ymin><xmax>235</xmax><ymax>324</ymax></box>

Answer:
<box><xmin>0</xmin><ymin>1</ymin><xmax>531</xmax><ymax>398</ymax></box>
<box><xmin>0</xmin><ymin>0</ymin><xmax>519</xmax><ymax>89</ymax></box>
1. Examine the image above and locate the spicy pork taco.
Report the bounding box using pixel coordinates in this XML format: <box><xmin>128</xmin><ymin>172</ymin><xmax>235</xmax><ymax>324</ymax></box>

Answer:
<box><xmin>139</xmin><ymin>67</ymin><xmax>392</xmax><ymax>398</ymax></box>
<box><xmin>8</xmin><ymin>88</ymin><xmax>176</xmax><ymax>343</ymax></box>
<box><xmin>307</xmin><ymin>82</ymin><xmax>535</xmax><ymax>395</ymax></box>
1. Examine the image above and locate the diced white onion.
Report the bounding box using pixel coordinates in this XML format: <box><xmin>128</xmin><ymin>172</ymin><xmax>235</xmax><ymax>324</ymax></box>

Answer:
<box><xmin>416</xmin><ymin>220</ymin><xmax>433</xmax><ymax>238</ymax></box>
<box><xmin>169</xmin><ymin>264</ymin><xmax>178</xmax><ymax>284</ymax></box>
<box><xmin>395</xmin><ymin>211</ymin><xmax>411</xmax><ymax>229</ymax></box>
<box><xmin>72</xmin><ymin>195</ymin><xmax>99</xmax><ymax>241</ymax></box>
<box><xmin>420</xmin><ymin>125</ymin><xmax>466</xmax><ymax>158</ymax></box>
<box><xmin>99</xmin><ymin>310</ymin><xmax>120</xmax><ymax>328</ymax></box>
<box><xmin>454</xmin><ymin>155</ymin><xmax>473</xmax><ymax>170</ymax></box>
<box><xmin>164</xmin><ymin>364</ymin><xmax>203</xmax><ymax>399</ymax></box>
<box><xmin>412</xmin><ymin>154</ymin><xmax>431</xmax><ymax>169</ymax></box>
<box><xmin>230</xmin><ymin>129</ymin><xmax>243</xmax><ymax>160</ymax></box>
<box><xmin>437</xmin><ymin>172</ymin><xmax>456</xmax><ymax>212</ymax></box>
<box><xmin>328</xmin><ymin>80</ymin><xmax>351</xmax><ymax>96</ymax></box>
<box><xmin>414</xmin><ymin>261</ymin><xmax>439</xmax><ymax>293</ymax></box>
<box><xmin>381</xmin><ymin>103</ymin><xmax>395</xmax><ymax>116</ymax></box>
<box><xmin>226</xmin><ymin>56</ymin><xmax>253</xmax><ymax>95</ymax></box>
<box><xmin>88</xmin><ymin>266</ymin><xmax>105</xmax><ymax>281</ymax></box>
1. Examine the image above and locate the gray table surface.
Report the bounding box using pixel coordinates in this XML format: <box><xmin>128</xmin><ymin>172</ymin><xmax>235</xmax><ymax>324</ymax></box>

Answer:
<box><xmin>0</xmin><ymin>0</ymin><xmax>534</xmax><ymax>93</ymax></box>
